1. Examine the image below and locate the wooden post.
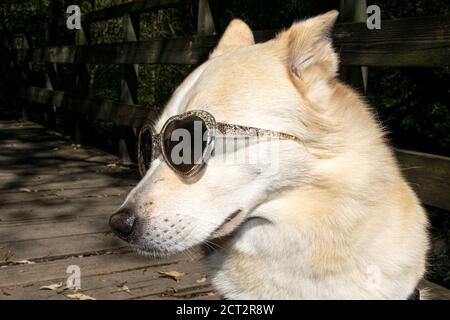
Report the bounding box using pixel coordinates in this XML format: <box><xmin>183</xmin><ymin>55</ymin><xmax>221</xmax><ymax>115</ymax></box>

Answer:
<box><xmin>19</xmin><ymin>32</ymin><xmax>33</xmax><ymax>120</ymax></box>
<box><xmin>0</xmin><ymin>30</ymin><xmax>6</xmax><ymax>110</ymax></box>
<box><xmin>197</xmin><ymin>0</ymin><xmax>217</xmax><ymax>36</ymax></box>
<box><xmin>73</xmin><ymin>10</ymin><xmax>91</xmax><ymax>144</ymax></box>
<box><xmin>43</xmin><ymin>21</ymin><xmax>58</xmax><ymax>129</ymax></box>
<box><xmin>116</xmin><ymin>12</ymin><xmax>140</xmax><ymax>164</ymax></box>
<box><xmin>3</xmin><ymin>33</ymin><xmax>21</xmax><ymax>115</ymax></box>
<box><xmin>339</xmin><ymin>0</ymin><xmax>368</xmax><ymax>94</ymax></box>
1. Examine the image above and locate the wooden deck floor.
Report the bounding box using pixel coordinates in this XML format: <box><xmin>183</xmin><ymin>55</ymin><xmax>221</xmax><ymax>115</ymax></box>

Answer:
<box><xmin>0</xmin><ymin>115</ymin><xmax>216</xmax><ymax>300</ymax></box>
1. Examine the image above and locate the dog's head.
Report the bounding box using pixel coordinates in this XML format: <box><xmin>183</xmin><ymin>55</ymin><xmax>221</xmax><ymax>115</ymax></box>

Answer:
<box><xmin>110</xmin><ymin>11</ymin><xmax>340</xmax><ymax>256</ymax></box>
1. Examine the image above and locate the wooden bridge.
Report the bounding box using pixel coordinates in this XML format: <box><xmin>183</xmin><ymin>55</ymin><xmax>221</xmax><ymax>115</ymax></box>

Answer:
<box><xmin>0</xmin><ymin>0</ymin><xmax>449</xmax><ymax>299</ymax></box>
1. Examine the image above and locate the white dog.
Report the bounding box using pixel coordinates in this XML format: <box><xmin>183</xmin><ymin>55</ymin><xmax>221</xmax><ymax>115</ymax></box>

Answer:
<box><xmin>110</xmin><ymin>10</ymin><xmax>429</xmax><ymax>299</ymax></box>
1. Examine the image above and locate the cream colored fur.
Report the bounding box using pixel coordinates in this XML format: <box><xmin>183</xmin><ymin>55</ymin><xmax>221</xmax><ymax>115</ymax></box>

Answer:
<box><xmin>120</xmin><ymin>10</ymin><xmax>429</xmax><ymax>299</ymax></box>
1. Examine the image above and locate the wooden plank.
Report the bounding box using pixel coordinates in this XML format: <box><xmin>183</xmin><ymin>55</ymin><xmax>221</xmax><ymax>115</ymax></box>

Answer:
<box><xmin>0</xmin><ymin>150</ymin><xmax>134</xmax><ymax>172</ymax></box>
<box><xmin>396</xmin><ymin>149</ymin><xmax>450</xmax><ymax>211</ymax></box>
<box><xmin>0</xmin><ymin>195</ymin><xmax>124</xmax><ymax>223</ymax></box>
<box><xmin>74</xmin><ymin>257</ymin><xmax>209</xmax><ymax>300</ymax></box>
<box><xmin>8</xmin><ymin>35</ymin><xmax>217</xmax><ymax>65</ymax></box>
<box><xmin>0</xmin><ymin>184</ymin><xmax>131</xmax><ymax>204</ymax></box>
<box><xmin>0</xmin><ymin>215</ymin><xmax>112</xmax><ymax>244</ymax></box>
<box><xmin>6</xmin><ymin>16</ymin><xmax>450</xmax><ymax>67</ymax></box>
<box><xmin>419</xmin><ymin>279</ymin><xmax>450</xmax><ymax>300</ymax></box>
<box><xmin>0</xmin><ymin>251</ymin><xmax>164</xmax><ymax>288</ymax></box>
<box><xmin>0</xmin><ymin>250</ymin><xmax>197</xmax><ymax>289</ymax></box>
<box><xmin>0</xmin><ymin>253</ymin><xmax>209</xmax><ymax>300</ymax></box>
<box><xmin>0</xmin><ymin>232</ymin><xmax>125</xmax><ymax>262</ymax></box>
<box><xmin>15</xmin><ymin>86</ymin><xmax>156</xmax><ymax>128</ymax></box>
<box><xmin>333</xmin><ymin>15</ymin><xmax>450</xmax><ymax>67</ymax></box>
<box><xmin>0</xmin><ymin>172</ymin><xmax>137</xmax><ymax>193</ymax></box>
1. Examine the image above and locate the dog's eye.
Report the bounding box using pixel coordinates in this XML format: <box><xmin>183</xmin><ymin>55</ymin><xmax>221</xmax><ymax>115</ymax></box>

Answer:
<box><xmin>162</xmin><ymin>116</ymin><xmax>209</xmax><ymax>175</ymax></box>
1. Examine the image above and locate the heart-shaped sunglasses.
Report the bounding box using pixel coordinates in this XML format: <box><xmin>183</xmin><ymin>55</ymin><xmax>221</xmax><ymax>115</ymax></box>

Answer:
<box><xmin>138</xmin><ymin>110</ymin><xmax>303</xmax><ymax>177</ymax></box>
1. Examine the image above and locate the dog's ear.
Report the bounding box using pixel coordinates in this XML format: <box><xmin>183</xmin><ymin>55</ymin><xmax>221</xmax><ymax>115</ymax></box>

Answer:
<box><xmin>210</xmin><ymin>19</ymin><xmax>255</xmax><ymax>58</ymax></box>
<box><xmin>281</xmin><ymin>10</ymin><xmax>339</xmax><ymax>80</ymax></box>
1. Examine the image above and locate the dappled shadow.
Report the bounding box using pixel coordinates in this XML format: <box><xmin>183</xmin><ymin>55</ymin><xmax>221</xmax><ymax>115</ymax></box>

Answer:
<box><xmin>0</xmin><ymin>105</ymin><xmax>140</xmax><ymax>261</ymax></box>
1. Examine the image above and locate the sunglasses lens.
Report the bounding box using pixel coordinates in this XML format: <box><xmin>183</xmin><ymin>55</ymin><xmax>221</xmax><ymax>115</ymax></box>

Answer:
<box><xmin>162</xmin><ymin>115</ymin><xmax>209</xmax><ymax>175</ymax></box>
<box><xmin>138</xmin><ymin>127</ymin><xmax>153</xmax><ymax>177</ymax></box>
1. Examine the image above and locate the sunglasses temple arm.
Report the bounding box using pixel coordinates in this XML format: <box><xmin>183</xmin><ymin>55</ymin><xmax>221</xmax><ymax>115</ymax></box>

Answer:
<box><xmin>215</xmin><ymin>122</ymin><xmax>303</xmax><ymax>144</ymax></box>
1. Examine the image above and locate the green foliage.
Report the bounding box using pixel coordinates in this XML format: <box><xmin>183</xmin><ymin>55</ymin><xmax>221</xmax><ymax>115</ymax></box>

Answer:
<box><xmin>90</xmin><ymin>65</ymin><xmax>120</xmax><ymax>101</ymax></box>
<box><xmin>0</xmin><ymin>0</ymin><xmax>52</xmax><ymax>30</ymax></box>
<box><xmin>215</xmin><ymin>0</ymin><xmax>335</xmax><ymax>31</ymax></box>
<box><xmin>371</xmin><ymin>0</ymin><xmax>450</xmax><ymax>18</ymax></box>
<box><xmin>367</xmin><ymin>68</ymin><xmax>450</xmax><ymax>156</ymax></box>
<box><xmin>139</xmin><ymin>65</ymin><xmax>194</xmax><ymax>107</ymax></box>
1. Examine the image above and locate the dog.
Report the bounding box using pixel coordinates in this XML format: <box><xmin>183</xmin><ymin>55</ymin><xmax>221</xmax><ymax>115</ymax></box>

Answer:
<box><xmin>110</xmin><ymin>10</ymin><xmax>429</xmax><ymax>299</ymax></box>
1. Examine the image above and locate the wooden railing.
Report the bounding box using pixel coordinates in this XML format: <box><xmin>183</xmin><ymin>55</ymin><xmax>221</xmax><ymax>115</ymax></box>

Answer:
<box><xmin>1</xmin><ymin>0</ymin><xmax>449</xmax><ymax>212</ymax></box>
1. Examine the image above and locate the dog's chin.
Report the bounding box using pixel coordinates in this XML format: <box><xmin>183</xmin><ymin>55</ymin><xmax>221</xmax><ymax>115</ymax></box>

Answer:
<box><xmin>132</xmin><ymin>243</ymin><xmax>191</xmax><ymax>259</ymax></box>
<box><xmin>134</xmin><ymin>247</ymin><xmax>166</xmax><ymax>258</ymax></box>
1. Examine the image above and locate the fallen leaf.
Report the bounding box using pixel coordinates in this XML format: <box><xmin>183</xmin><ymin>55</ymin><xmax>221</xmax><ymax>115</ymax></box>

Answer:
<box><xmin>3</xmin><ymin>249</ymin><xmax>14</xmax><ymax>262</ymax></box>
<box><xmin>117</xmin><ymin>285</ymin><xmax>131</xmax><ymax>294</ymax></box>
<box><xmin>14</xmin><ymin>260</ymin><xmax>35</xmax><ymax>265</ymax></box>
<box><xmin>40</xmin><ymin>283</ymin><xmax>63</xmax><ymax>291</ymax></box>
<box><xmin>158</xmin><ymin>270</ymin><xmax>185</xmax><ymax>282</ymax></box>
<box><xmin>66</xmin><ymin>293</ymin><xmax>96</xmax><ymax>300</ymax></box>
<box><xmin>1</xmin><ymin>289</ymin><xmax>11</xmax><ymax>296</ymax></box>
<box><xmin>41</xmin><ymin>192</ymin><xmax>60</xmax><ymax>198</ymax></box>
<box><xmin>19</xmin><ymin>188</ymin><xmax>31</xmax><ymax>193</ymax></box>
<box><xmin>196</xmin><ymin>277</ymin><xmax>207</xmax><ymax>283</ymax></box>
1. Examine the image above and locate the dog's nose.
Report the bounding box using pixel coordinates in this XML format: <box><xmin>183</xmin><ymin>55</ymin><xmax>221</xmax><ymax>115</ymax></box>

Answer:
<box><xmin>109</xmin><ymin>208</ymin><xmax>136</xmax><ymax>240</ymax></box>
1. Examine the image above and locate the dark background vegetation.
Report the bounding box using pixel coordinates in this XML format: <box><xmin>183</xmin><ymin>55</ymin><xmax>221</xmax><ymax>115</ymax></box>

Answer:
<box><xmin>0</xmin><ymin>0</ymin><xmax>449</xmax><ymax>288</ymax></box>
